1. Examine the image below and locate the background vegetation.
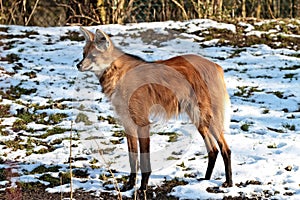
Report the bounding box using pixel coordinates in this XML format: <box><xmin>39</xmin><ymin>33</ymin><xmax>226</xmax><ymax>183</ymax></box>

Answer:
<box><xmin>0</xmin><ymin>0</ymin><xmax>299</xmax><ymax>26</ymax></box>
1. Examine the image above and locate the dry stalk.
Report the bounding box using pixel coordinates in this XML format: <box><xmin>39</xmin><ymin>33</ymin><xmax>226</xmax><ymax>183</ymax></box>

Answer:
<box><xmin>60</xmin><ymin>176</ymin><xmax>63</xmax><ymax>200</ymax></box>
<box><xmin>133</xmin><ymin>159</ymin><xmax>138</xmax><ymax>200</ymax></box>
<box><xmin>25</xmin><ymin>0</ymin><xmax>40</xmax><ymax>26</ymax></box>
<box><xmin>93</xmin><ymin>138</ymin><xmax>122</xmax><ymax>199</ymax></box>
<box><xmin>69</xmin><ymin>121</ymin><xmax>74</xmax><ymax>200</ymax></box>
<box><xmin>7</xmin><ymin>0</ymin><xmax>21</xmax><ymax>24</ymax></box>
<box><xmin>171</xmin><ymin>0</ymin><xmax>188</xmax><ymax>20</ymax></box>
<box><xmin>0</xmin><ymin>0</ymin><xmax>3</xmax><ymax>15</ymax></box>
<box><xmin>72</xmin><ymin>15</ymin><xmax>101</xmax><ymax>25</ymax></box>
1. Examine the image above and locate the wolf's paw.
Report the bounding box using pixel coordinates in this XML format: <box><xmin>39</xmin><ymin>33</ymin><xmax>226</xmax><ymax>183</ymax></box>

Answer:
<box><xmin>222</xmin><ymin>181</ymin><xmax>233</xmax><ymax>188</ymax></box>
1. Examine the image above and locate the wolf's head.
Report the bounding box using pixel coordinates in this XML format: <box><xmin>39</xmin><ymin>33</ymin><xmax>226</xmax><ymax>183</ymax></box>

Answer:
<box><xmin>77</xmin><ymin>27</ymin><xmax>118</xmax><ymax>73</ymax></box>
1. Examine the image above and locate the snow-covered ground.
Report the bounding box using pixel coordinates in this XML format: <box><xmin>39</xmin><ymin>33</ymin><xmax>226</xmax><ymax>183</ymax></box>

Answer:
<box><xmin>0</xmin><ymin>19</ymin><xmax>299</xmax><ymax>199</ymax></box>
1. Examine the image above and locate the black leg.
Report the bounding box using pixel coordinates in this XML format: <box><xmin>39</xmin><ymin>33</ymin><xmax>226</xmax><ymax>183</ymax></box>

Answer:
<box><xmin>205</xmin><ymin>147</ymin><xmax>219</xmax><ymax>180</ymax></box>
<box><xmin>216</xmin><ymin>134</ymin><xmax>232</xmax><ymax>187</ymax></box>
<box><xmin>198</xmin><ymin>127</ymin><xmax>218</xmax><ymax>181</ymax></box>
<box><xmin>123</xmin><ymin>134</ymin><xmax>138</xmax><ymax>191</ymax></box>
<box><xmin>138</xmin><ymin>125</ymin><xmax>151</xmax><ymax>191</ymax></box>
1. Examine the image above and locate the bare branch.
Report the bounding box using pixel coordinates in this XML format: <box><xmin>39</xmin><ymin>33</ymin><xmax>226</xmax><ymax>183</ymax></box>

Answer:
<box><xmin>25</xmin><ymin>0</ymin><xmax>40</xmax><ymax>26</ymax></box>
<box><xmin>171</xmin><ymin>0</ymin><xmax>188</xmax><ymax>20</ymax></box>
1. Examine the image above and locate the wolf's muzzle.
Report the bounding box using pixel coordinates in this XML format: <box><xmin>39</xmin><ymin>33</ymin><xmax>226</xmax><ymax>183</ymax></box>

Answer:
<box><xmin>76</xmin><ymin>61</ymin><xmax>82</xmax><ymax>70</ymax></box>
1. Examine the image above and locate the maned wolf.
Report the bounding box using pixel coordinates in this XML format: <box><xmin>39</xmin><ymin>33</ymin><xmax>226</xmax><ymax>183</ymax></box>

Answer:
<box><xmin>76</xmin><ymin>27</ymin><xmax>232</xmax><ymax>191</ymax></box>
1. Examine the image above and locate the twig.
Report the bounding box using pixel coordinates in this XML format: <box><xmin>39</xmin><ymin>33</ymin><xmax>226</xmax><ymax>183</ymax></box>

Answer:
<box><xmin>0</xmin><ymin>0</ymin><xmax>3</xmax><ymax>15</ymax></box>
<box><xmin>60</xmin><ymin>176</ymin><xmax>63</xmax><ymax>200</ymax></box>
<box><xmin>69</xmin><ymin>121</ymin><xmax>73</xmax><ymax>200</ymax></box>
<box><xmin>8</xmin><ymin>0</ymin><xmax>21</xmax><ymax>25</ymax></box>
<box><xmin>93</xmin><ymin>138</ymin><xmax>122</xmax><ymax>199</ymax></box>
<box><xmin>267</xmin><ymin>0</ymin><xmax>275</xmax><ymax>19</ymax></box>
<box><xmin>134</xmin><ymin>159</ymin><xmax>138</xmax><ymax>200</ymax></box>
<box><xmin>171</xmin><ymin>0</ymin><xmax>189</xmax><ymax>20</ymax></box>
<box><xmin>25</xmin><ymin>0</ymin><xmax>40</xmax><ymax>26</ymax></box>
<box><xmin>71</xmin><ymin>15</ymin><xmax>101</xmax><ymax>25</ymax></box>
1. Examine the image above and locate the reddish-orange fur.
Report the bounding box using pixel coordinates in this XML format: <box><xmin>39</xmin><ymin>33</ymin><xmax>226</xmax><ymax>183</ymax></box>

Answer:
<box><xmin>77</xmin><ymin>27</ymin><xmax>232</xmax><ymax>191</ymax></box>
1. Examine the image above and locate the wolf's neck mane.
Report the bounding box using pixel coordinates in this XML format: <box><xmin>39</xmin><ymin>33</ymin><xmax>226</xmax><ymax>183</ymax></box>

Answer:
<box><xmin>98</xmin><ymin>53</ymin><xmax>145</xmax><ymax>98</ymax></box>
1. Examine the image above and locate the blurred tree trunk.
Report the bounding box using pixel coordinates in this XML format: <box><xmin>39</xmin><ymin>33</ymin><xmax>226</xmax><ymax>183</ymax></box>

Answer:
<box><xmin>190</xmin><ymin>0</ymin><xmax>203</xmax><ymax>18</ymax></box>
<box><xmin>160</xmin><ymin>0</ymin><xmax>166</xmax><ymax>21</ymax></box>
<box><xmin>213</xmin><ymin>0</ymin><xmax>223</xmax><ymax>18</ymax></box>
<box><xmin>204</xmin><ymin>0</ymin><xmax>211</xmax><ymax>18</ymax></box>
<box><xmin>256</xmin><ymin>0</ymin><xmax>261</xmax><ymax>18</ymax></box>
<box><xmin>292</xmin><ymin>0</ymin><xmax>300</xmax><ymax>17</ymax></box>
<box><xmin>242</xmin><ymin>0</ymin><xmax>246</xmax><ymax>18</ymax></box>
<box><xmin>273</xmin><ymin>0</ymin><xmax>280</xmax><ymax>18</ymax></box>
<box><xmin>97</xmin><ymin>0</ymin><xmax>107</xmax><ymax>24</ymax></box>
<box><xmin>231</xmin><ymin>0</ymin><xmax>236</xmax><ymax>18</ymax></box>
<box><xmin>267</xmin><ymin>0</ymin><xmax>275</xmax><ymax>18</ymax></box>
<box><xmin>113</xmin><ymin>0</ymin><xmax>125</xmax><ymax>24</ymax></box>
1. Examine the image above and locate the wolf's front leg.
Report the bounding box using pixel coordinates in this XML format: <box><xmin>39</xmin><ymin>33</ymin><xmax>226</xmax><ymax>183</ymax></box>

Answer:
<box><xmin>122</xmin><ymin>134</ymin><xmax>139</xmax><ymax>191</ymax></box>
<box><xmin>138</xmin><ymin>125</ymin><xmax>151</xmax><ymax>191</ymax></box>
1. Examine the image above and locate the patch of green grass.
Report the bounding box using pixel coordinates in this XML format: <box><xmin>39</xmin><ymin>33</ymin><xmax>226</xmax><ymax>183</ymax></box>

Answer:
<box><xmin>262</xmin><ymin>108</ymin><xmax>270</xmax><ymax>114</ymax></box>
<box><xmin>0</xmin><ymin>104</ymin><xmax>11</xmax><ymax>118</ymax></box>
<box><xmin>172</xmin><ymin>151</ymin><xmax>183</xmax><ymax>156</ymax></box>
<box><xmin>0</xmin><ymin>125</ymin><xmax>9</xmax><ymax>136</ymax></box>
<box><xmin>16</xmin><ymin>110</ymin><xmax>67</xmax><ymax>126</ymax></box>
<box><xmin>270</xmin><ymin>91</ymin><xmax>284</xmax><ymax>99</ymax></box>
<box><xmin>0</xmin><ymin>27</ymin><xmax>9</xmax><ymax>32</ymax></box>
<box><xmin>0</xmin><ymin>168</ymin><xmax>6</xmax><ymax>181</ymax></box>
<box><xmin>22</xmin><ymin>71</ymin><xmax>37</xmax><ymax>78</ymax></box>
<box><xmin>75</xmin><ymin>113</ymin><xmax>93</xmax><ymax>125</ymax></box>
<box><xmin>33</xmin><ymin>147</ymin><xmax>50</xmax><ymax>154</ymax></box>
<box><xmin>30</xmin><ymin>165</ymin><xmax>61</xmax><ymax>174</ymax></box>
<box><xmin>17</xmin><ymin>111</ymin><xmax>48</xmax><ymax>124</ymax></box>
<box><xmin>0</xmin><ymin>53</ymin><xmax>20</xmax><ymax>63</ymax></box>
<box><xmin>16</xmin><ymin>181</ymin><xmax>45</xmax><ymax>191</ymax></box>
<box><xmin>176</xmin><ymin>162</ymin><xmax>186</xmax><ymax>168</ymax></box>
<box><xmin>267</xmin><ymin>143</ymin><xmax>277</xmax><ymax>149</ymax></box>
<box><xmin>234</xmin><ymin>86</ymin><xmax>263</xmax><ymax>98</ymax></box>
<box><xmin>284</xmin><ymin>73</ymin><xmax>297</xmax><ymax>80</ymax></box>
<box><xmin>89</xmin><ymin>158</ymin><xmax>98</xmax><ymax>165</ymax></box>
<box><xmin>287</xmin><ymin>114</ymin><xmax>295</xmax><ymax>119</ymax></box>
<box><xmin>112</xmin><ymin>130</ymin><xmax>125</xmax><ymax>137</ymax></box>
<box><xmin>38</xmin><ymin>174</ymin><xmax>60</xmax><ymax>187</ymax></box>
<box><xmin>184</xmin><ymin>173</ymin><xmax>196</xmax><ymax>178</ymax></box>
<box><xmin>0</xmin><ymin>135</ymin><xmax>56</xmax><ymax>154</ymax></box>
<box><xmin>21</xmin><ymin>30</ymin><xmax>39</xmax><ymax>37</ymax></box>
<box><xmin>229</xmin><ymin>48</ymin><xmax>246</xmax><ymax>58</ymax></box>
<box><xmin>98</xmin><ymin>115</ymin><xmax>117</xmax><ymax>124</ymax></box>
<box><xmin>36</xmin><ymin>126</ymin><xmax>70</xmax><ymax>139</ymax></box>
<box><xmin>50</xmin><ymin>138</ymin><xmax>64</xmax><ymax>145</ymax></box>
<box><xmin>0</xmin><ymin>85</ymin><xmax>37</xmax><ymax>100</ymax></box>
<box><xmin>110</xmin><ymin>138</ymin><xmax>123</xmax><ymax>145</ymax></box>
<box><xmin>0</xmin><ymin>136</ymin><xmax>25</xmax><ymax>151</ymax></box>
<box><xmin>156</xmin><ymin>132</ymin><xmax>179</xmax><ymax>142</ymax></box>
<box><xmin>18</xmin><ymin>48</ymin><xmax>24</xmax><ymax>53</ymax></box>
<box><xmin>267</xmin><ymin>127</ymin><xmax>285</xmax><ymax>133</ymax></box>
<box><xmin>39</xmin><ymin>172</ymin><xmax>71</xmax><ymax>187</ymax></box>
<box><xmin>12</xmin><ymin>119</ymin><xmax>27</xmax><ymax>132</ymax></box>
<box><xmin>240</xmin><ymin>123</ymin><xmax>250</xmax><ymax>132</ymax></box>
<box><xmin>60</xmin><ymin>31</ymin><xmax>84</xmax><ymax>41</ymax></box>
<box><xmin>283</xmin><ymin>123</ymin><xmax>296</xmax><ymax>131</ymax></box>
<box><xmin>197</xmin><ymin>19</ymin><xmax>300</xmax><ymax>50</ymax></box>
<box><xmin>280</xmin><ymin>65</ymin><xmax>300</xmax><ymax>71</ymax></box>
<box><xmin>48</xmin><ymin>113</ymin><xmax>68</xmax><ymax>124</ymax></box>
<box><xmin>167</xmin><ymin>156</ymin><xmax>180</xmax><ymax>160</ymax></box>
<box><xmin>72</xmin><ymin>169</ymin><xmax>89</xmax><ymax>178</ymax></box>
<box><xmin>101</xmin><ymin>147</ymin><xmax>117</xmax><ymax>155</ymax></box>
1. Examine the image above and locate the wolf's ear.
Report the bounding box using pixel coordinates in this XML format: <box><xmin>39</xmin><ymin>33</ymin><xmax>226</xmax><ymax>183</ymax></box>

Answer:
<box><xmin>95</xmin><ymin>29</ymin><xmax>113</xmax><ymax>51</ymax></box>
<box><xmin>80</xmin><ymin>27</ymin><xmax>94</xmax><ymax>42</ymax></box>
